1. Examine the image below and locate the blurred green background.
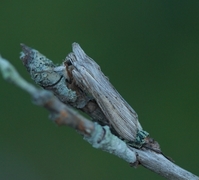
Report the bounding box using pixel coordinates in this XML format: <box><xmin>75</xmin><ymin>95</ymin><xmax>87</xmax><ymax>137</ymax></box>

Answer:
<box><xmin>0</xmin><ymin>1</ymin><xmax>199</xmax><ymax>179</ymax></box>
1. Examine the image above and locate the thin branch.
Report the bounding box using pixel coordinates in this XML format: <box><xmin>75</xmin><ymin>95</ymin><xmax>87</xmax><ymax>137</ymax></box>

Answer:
<box><xmin>0</xmin><ymin>43</ymin><xmax>198</xmax><ymax>180</ymax></box>
<box><xmin>0</xmin><ymin>55</ymin><xmax>137</xmax><ymax>164</ymax></box>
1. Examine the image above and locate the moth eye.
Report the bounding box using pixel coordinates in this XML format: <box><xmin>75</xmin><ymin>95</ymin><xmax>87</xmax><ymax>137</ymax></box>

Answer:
<box><xmin>65</xmin><ymin>60</ymin><xmax>72</xmax><ymax>66</ymax></box>
<box><xmin>65</xmin><ymin>78</ymin><xmax>70</xmax><ymax>83</ymax></box>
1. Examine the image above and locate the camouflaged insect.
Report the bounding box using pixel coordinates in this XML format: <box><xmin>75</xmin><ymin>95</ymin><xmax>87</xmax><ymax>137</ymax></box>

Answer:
<box><xmin>20</xmin><ymin>43</ymin><xmax>149</xmax><ymax>147</ymax></box>
<box><xmin>66</xmin><ymin>43</ymin><xmax>145</xmax><ymax>143</ymax></box>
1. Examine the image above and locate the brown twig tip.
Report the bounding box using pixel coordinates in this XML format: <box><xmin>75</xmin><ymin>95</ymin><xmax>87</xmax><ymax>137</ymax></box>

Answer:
<box><xmin>20</xmin><ymin>43</ymin><xmax>31</xmax><ymax>51</ymax></box>
<box><xmin>20</xmin><ymin>43</ymin><xmax>34</xmax><ymax>66</ymax></box>
<box><xmin>20</xmin><ymin>43</ymin><xmax>33</xmax><ymax>54</ymax></box>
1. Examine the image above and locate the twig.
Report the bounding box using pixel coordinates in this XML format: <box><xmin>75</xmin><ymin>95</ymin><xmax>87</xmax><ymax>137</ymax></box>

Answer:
<box><xmin>0</xmin><ymin>55</ymin><xmax>137</xmax><ymax>164</ymax></box>
<box><xmin>0</xmin><ymin>43</ymin><xmax>198</xmax><ymax>180</ymax></box>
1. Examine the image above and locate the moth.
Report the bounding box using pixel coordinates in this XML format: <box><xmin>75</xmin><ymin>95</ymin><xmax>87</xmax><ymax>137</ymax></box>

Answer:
<box><xmin>20</xmin><ymin>43</ymin><xmax>150</xmax><ymax>148</ymax></box>
<box><xmin>65</xmin><ymin>43</ymin><xmax>143</xmax><ymax>143</ymax></box>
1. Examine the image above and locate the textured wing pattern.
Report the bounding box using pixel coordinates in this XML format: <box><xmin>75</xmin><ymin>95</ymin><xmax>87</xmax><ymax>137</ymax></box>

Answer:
<box><xmin>70</xmin><ymin>43</ymin><xmax>142</xmax><ymax>142</ymax></box>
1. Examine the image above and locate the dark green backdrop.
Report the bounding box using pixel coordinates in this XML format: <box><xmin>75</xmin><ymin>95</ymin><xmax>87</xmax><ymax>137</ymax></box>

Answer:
<box><xmin>0</xmin><ymin>1</ymin><xmax>199</xmax><ymax>179</ymax></box>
